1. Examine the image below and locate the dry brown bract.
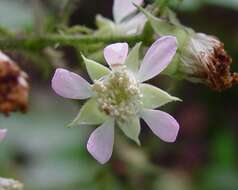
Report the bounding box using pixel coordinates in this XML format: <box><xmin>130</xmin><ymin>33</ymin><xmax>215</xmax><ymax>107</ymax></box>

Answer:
<box><xmin>206</xmin><ymin>43</ymin><xmax>238</xmax><ymax>91</ymax></box>
<box><xmin>0</xmin><ymin>51</ymin><xmax>29</xmax><ymax>116</ymax></box>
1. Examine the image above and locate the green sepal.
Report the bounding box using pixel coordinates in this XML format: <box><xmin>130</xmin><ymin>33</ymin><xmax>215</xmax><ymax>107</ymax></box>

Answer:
<box><xmin>118</xmin><ymin>117</ymin><xmax>141</xmax><ymax>145</ymax></box>
<box><xmin>67</xmin><ymin>98</ymin><xmax>107</xmax><ymax>127</ymax></box>
<box><xmin>96</xmin><ymin>14</ymin><xmax>114</xmax><ymax>29</ymax></box>
<box><xmin>140</xmin><ymin>83</ymin><xmax>181</xmax><ymax>109</ymax></box>
<box><xmin>125</xmin><ymin>42</ymin><xmax>142</xmax><ymax>74</ymax></box>
<box><xmin>82</xmin><ymin>55</ymin><xmax>111</xmax><ymax>81</ymax></box>
<box><xmin>162</xmin><ymin>53</ymin><xmax>180</xmax><ymax>76</ymax></box>
<box><xmin>94</xmin><ymin>15</ymin><xmax>116</xmax><ymax>36</ymax></box>
<box><xmin>135</xmin><ymin>4</ymin><xmax>189</xmax><ymax>46</ymax></box>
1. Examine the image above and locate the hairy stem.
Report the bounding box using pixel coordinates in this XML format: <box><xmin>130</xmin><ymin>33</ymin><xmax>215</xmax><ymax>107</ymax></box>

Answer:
<box><xmin>0</xmin><ymin>34</ymin><xmax>145</xmax><ymax>51</ymax></box>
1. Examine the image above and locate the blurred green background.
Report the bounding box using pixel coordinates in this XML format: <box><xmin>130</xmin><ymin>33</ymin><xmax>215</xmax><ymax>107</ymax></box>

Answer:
<box><xmin>0</xmin><ymin>0</ymin><xmax>238</xmax><ymax>189</ymax></box>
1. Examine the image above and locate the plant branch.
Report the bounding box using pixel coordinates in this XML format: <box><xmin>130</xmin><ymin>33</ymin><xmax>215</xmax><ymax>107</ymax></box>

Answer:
<box><xmin>0</xmin><ymin>34</ymin><xmax>145</xmax><ymax>51</ymax></box>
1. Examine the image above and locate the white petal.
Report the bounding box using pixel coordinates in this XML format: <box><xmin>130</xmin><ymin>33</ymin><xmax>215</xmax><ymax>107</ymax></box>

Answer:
<box><xmin>52</xmin><ymin>68</ymin><xmax>92</xmax><ymax>99</ymax></box>
<box><xmin>0</xmin><ymin>51</ymin><xmax>11</xmax><ymax>62</ymax></box>
<box><xmin>119</xmin><ymin>13</ymin><xmax>147</xmax><ymax>35</ymax></box>
<box><xmin>87</xmin><ymin>118</ymin><xmax>115</xmax><ymax>164</ymax></box>
<box><xmin>141</xmin><ymin>109</ymin><xmax>179</xmax><ymax>143</ymax></box>
<box><xmin>104</xmin><ymin>43</ymin><xmax>128</xmax><ymax>68</ymax></box>
<box><xmin>113</xmin><ymin>0</ymin><xmax>144</xmax><ymax>23</ymax></box>
<box><xmin>0</xmin><ymin>129</ymin><xmax>7</xmax><ymax>142</ymax></box>
<box><xmin>138</xmin><ymin>36</ymin><xmax>177</xmax><ymax>82</ymax></box>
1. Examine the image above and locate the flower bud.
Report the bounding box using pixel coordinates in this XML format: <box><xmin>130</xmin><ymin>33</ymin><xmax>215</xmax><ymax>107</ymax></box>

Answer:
<box><xmin>178</xmin><ymin>33</ymin><xmax>238</xmax><ymax>91</ymax></box>
<box><xmin>139</xmin><ymin>6</ymin><xmax>238</xmax><ymax>91</ymax></box>
<box><xmin>0</xmin><ymin>51</ymin><xmax>29</xmax><ymax>116</ymax></box>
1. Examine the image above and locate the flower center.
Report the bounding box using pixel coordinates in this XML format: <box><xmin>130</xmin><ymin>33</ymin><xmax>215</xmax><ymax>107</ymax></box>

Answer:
<box><xmin>92</xmin><ymin>67</ymin><xmax>142</xmax><ymax>122</ymax></box>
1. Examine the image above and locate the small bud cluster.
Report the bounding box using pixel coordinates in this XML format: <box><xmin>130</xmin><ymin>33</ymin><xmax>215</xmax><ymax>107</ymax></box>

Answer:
<box><xmin>0</xmin><ymin>51</ymin><xmax>29</xmax><ymax>116</ymax></box>
<box><xmin>0</xmin><ymin>178</ymin><xmax>23</xmax><ymax>190</ymax></box>
<box><xmin>92</xmin><ymin>67</ymin><xmax>142</xmax><ymax>122</ymax></box>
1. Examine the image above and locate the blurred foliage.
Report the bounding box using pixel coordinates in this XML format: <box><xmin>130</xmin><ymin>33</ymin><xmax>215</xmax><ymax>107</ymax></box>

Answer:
<box><xmin>181</xmin><ymin>0</ymin><xmax>238</xmax><ymax>10</ymax></box>
<box><xmin>0</xmin><ymin>0</ymin><xmax>33</xmax><ymax>30</ymax></box>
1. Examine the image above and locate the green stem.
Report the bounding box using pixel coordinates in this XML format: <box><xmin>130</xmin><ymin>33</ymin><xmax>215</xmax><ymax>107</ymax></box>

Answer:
<box><xmin>0</xmin><ymin>34</ymin><xmax>145</xmax><ymax>51</ymax></box>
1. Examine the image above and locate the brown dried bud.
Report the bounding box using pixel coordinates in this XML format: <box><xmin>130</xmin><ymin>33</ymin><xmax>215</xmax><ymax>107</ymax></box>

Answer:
<box><xmin>179</xmin><ymin>33</ymin><xmax>238</xmax><ymax>91</ymax></box>
<box><xmin>0</xmin><ymin>51</ymin><xmax>29</xmax><ymax>116</ymax></box>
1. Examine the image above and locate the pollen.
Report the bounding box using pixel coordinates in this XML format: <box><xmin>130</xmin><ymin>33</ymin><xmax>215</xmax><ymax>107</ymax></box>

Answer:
<box><xmin>92</xmin><ymin>67</ymin><xmax>142</xmax><ymax>122</ymax></box>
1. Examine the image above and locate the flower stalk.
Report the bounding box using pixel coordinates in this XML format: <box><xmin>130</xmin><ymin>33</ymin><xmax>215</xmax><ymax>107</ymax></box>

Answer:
<box><xmin>0</xmin><ymin>34</ymin><xmax>146</xmax><ymax>51</ymax></box>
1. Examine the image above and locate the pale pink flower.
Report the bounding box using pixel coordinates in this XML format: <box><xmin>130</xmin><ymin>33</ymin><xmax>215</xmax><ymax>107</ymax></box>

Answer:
<box><xmin>96</xmin><ymin>0</ymin><xmax>147</xmax><ymax>35</ymax></box>
<box><xmin>52</xmin><ymin>36</ymin><xmax>180</xmax><ymax>164</ymax></box>
<box><xmin>113</xmin><ymin>0</ymin><xmax>147</xmax><ymax>35</ymax></box>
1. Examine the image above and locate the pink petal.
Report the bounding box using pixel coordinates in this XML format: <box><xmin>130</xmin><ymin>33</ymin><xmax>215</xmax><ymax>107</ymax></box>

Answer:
<box><xmin>138</xmin><ymin>36</ymin><xmax>177</xmax><ymax>82</ymax></box>
<box><xmin>87</xmin><ymin>119</ymin><xmax>114</xmax><ymax>164</ymax></box>
<box><xmin>52</xmin><ymin>68</ymin><xmax>92</xmax><ymax>99</ymax></box>
<box><xmin>113</xmin><ymin>0</ymin><xmax>144</xmax><ymax>23</ymax></box>
<box><xmin>141</xmin><ymin>109</ymin><xmax>179</xmax><ymax>143</ymax></box>
<box><xmin>0</xmin><ymin>129</ymin><xmax>7</xmax><ymax>142</ymax></box>
<box><xmin>104</xmin><ymin>43</ymin><xmax>129</xmax><ymax>68</ymax></box>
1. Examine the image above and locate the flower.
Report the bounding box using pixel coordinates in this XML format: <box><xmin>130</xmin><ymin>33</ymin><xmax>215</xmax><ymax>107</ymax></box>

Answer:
<box><xmin>52</xmin><ymin>36</ymin><xmax>180</xmax><ymax>164</ymax></box>
<box><xmin>0</xmin><ymin>129</ymin><xmax>7</xmax><ymax>142</ymax></box>
<box><xmin>96</xmin><ymin>0</ymin><xmax>147</xmax><ymax>35</ymax></box>
<box><xmin>0</xmin><ymin>51</ymin><xmax>29</xmax><ymax>116</ymax></box>
<box><xmin>0</xmin><ymin>177</ymin><xmax>24</xmax><ymax>190</ymax></box>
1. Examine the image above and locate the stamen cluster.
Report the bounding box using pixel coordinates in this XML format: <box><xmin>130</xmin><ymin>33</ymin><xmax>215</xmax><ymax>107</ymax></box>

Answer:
<box><xmin>92</xmin><ymin>67</ymin><xmax>142</xmax><ymax>122</ymax></box>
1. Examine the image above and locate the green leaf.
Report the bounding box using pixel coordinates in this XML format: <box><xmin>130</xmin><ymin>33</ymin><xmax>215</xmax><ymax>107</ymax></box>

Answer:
<box><xmin>82</xmin><ymin>55</ymin><xmax>111</xmax><ymax>81</ymax></box>
<box><xmin>118</xmin><ymin>117</ymin><xmax>141</xmax><ymax>145</ymax></box>
<box><xmin>67</xmin><ymin>98</ymin><xmax>107</xmax><ymax>127</ymax></box>
<box><xmin>125</xmin><ymin>42</ymin><xmax>142</xmax><ymax>74</ymax></box>
<box><xmin>140</xmin><ymin>83</ymin><xmax>181</xmax><ymax>109</ymax></box>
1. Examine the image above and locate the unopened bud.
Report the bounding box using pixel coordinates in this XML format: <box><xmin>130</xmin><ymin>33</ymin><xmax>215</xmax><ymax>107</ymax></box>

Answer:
<box><xmin>140</xmin><ymin>6</ymin><xmax>238</xmax><ymax>91</ymax></box>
